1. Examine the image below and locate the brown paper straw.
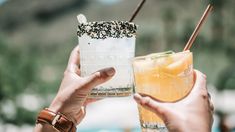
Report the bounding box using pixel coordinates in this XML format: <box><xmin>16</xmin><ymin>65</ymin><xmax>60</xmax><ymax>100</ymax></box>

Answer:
<box><xmin>183</xmin><ymin>4</ymin><xmax>213</xmax><ymax>51</ymax></box>
<box><xmin>129</xmin><ymin>0</ymin><xmax>146</xmax><ymax>22</ymax></box>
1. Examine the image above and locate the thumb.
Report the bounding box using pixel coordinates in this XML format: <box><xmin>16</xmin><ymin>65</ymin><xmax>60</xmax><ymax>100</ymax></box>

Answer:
<box><xmin>81</xmin><ymin>67</ymin><xmax>115</xmax><ymax>91</ymax></box>
<box><xmin>133</xmin><ymin>93</ymin><xmax>168</xmax><ymax>119</ymax></box>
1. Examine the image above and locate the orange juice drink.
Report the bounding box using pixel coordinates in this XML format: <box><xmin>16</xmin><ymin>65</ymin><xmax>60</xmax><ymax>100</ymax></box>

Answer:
<box><xmin>133</xmin><ymin>51</ymin><xmax>194</xmax><ymax>132</ymax></box>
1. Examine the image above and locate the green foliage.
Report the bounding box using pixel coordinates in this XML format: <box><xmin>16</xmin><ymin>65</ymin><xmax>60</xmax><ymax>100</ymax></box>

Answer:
<box><xmin>0</xmin><ymin>42</ymin><xmax>35</xmax><ymax>100</ymax></box>
<box><xmin>0</xmin><ymin>38</ymin><xmax>40</xmax><ymax>125</ymax></box>
<box><xmin>1</xmin><ymin>107</ymin><xmax>37</xmax><ymax>125</ymax></box>
<box><xmin>0</xmin><ymin>36</ymin><xmax>67</xmax><ymax>125</ymax></box>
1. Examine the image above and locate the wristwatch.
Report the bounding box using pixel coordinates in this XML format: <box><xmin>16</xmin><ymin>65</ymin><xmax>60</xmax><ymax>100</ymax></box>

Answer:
<box><xmin>36</xmin><ymin>108</ymin><xmax>76</xmax><ymax>132</ymax></box>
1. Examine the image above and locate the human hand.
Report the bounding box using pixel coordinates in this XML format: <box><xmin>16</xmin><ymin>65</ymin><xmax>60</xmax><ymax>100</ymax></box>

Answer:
<box><xmin>48</xmin><ymin>45</ymin><xmax>115</xmax><ymax>125</ymax></box>
<box><xmin>134</xmin><ymin>70</ymin><xmax>214</xmax><ymax>132</ymax></box>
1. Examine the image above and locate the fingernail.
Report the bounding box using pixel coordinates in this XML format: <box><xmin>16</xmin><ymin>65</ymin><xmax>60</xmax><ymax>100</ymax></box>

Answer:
<box><xmin>106</xmin><ymin>67</ymin><xmax>115</xmax><ymax>76</ymax></box>
<box><xmin>133</xmin><ymin>93</ymin><xmax>142</xmax><ymax>103</ymax></box>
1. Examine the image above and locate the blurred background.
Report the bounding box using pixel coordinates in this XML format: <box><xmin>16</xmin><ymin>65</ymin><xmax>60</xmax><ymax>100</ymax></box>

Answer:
<box><xmin>0</xmin><ymin>0</ymin><xmax>235</xmax><ymax>131</ymax></box>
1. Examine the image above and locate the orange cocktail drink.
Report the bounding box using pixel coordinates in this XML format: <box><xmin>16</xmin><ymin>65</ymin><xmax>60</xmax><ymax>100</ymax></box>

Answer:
<box><xmin>133</xmin><ymin>51</ymin><xmax>194</xmax><ymax>132</ymax></box>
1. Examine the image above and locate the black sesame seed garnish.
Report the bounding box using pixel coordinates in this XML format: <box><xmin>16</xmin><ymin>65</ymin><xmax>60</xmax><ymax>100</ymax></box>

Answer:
<box><xmin>77</xmin><ymin>21</ymin><xmax>137</xmax><ymax>39</ymax></box>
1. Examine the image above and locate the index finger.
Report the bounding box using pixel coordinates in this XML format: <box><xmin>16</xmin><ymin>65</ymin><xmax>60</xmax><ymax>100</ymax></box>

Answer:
<box><xmin>68</xmin><ymin>45</ymin><xmax>80</xmax><ymax>66</ymax></box>
<box><xmin>65</xmin><ymin>45</ymin><xmax>81</xmax><ymax>74</ymax></box>
<box><xmin>191</xmin><ymin>69</ymin><xmax>207</xmax><ymax>93</ymax></box>
<box><xmin>185</xmin><ymin>69</ymin><xmax>207</xmax><ymax>101</ymax></box>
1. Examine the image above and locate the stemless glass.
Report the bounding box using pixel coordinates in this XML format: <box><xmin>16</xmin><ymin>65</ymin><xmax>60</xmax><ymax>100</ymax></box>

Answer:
<box><xmin>132</xmin><ymin>51</ymin><xmax>194</xmax><ymax>132</ymax></box>
<box><xmin>78</xmin><ymin>21</ymin><xmax>137</xmax><ymax>98</ymax></box>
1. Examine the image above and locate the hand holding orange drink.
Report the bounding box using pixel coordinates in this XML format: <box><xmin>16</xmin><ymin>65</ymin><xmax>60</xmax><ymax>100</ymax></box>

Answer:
<box><xmin>133</xmin><ymin>51</ymin><xmax>194</xmax><ymax>131</ymax></box>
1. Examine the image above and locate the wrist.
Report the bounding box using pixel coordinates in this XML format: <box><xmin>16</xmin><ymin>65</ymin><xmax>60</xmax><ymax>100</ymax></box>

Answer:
<box><xmin>48</xmin><ymin>96</ymin><xmax>64</xmax><ymax>113</ymax></box>
<box><xmin>48</xmin><ymin>96</ymin><xmax>75</xmax><ymax>123</ymax></box>
<box><xmin>48</xmin><ymin>99</ymin><xmax>86</xmax><ymax>125</ymax></box>
<box><xmin>36</xmin><ymin>108</ymin><xmax>76</xmax><ymax>132</ymax></box>
<box><xmin>48</xmin><ymin>103</ymin><xmax>78</xmax><ymax>125</ymax></box>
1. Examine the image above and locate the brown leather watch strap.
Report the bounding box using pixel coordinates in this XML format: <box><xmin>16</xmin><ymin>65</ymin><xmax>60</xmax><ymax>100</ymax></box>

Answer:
<box><xmin>36</xmin><ymin>108</ymin><xmax>76</xmax><ymax>132</ymax></box>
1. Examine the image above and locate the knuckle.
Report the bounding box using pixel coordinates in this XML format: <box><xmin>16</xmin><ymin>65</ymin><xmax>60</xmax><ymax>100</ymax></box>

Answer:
<box><xmin>200</xmin><ymin>91</ymin><xmax>208</xmax><ymax>99</ymax></box>
<box><xmin>93</xmin><ymin>72</ymin><xmax>103</xmax><ymax>81</ymax></box>
<box><xmin>64</xmin><ymin>69</ymin><xmax>73</xmax><ymax>76</ymax></box>
<box><xmin>76</xmin><ymin>49</ymin><xmax>80</xmax><ymax>54</ymax></box>
<box><xmin>64</xmin><ymin>70</ymin><xmax>69</xmax><ymax>76</ymax></box>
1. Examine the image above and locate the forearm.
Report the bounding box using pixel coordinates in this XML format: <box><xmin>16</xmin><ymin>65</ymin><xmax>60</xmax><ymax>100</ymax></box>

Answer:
<box><xmin>34</xmin><ymin>123</ymin><xmax>57</xmax><ymax>132</ymax></box>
